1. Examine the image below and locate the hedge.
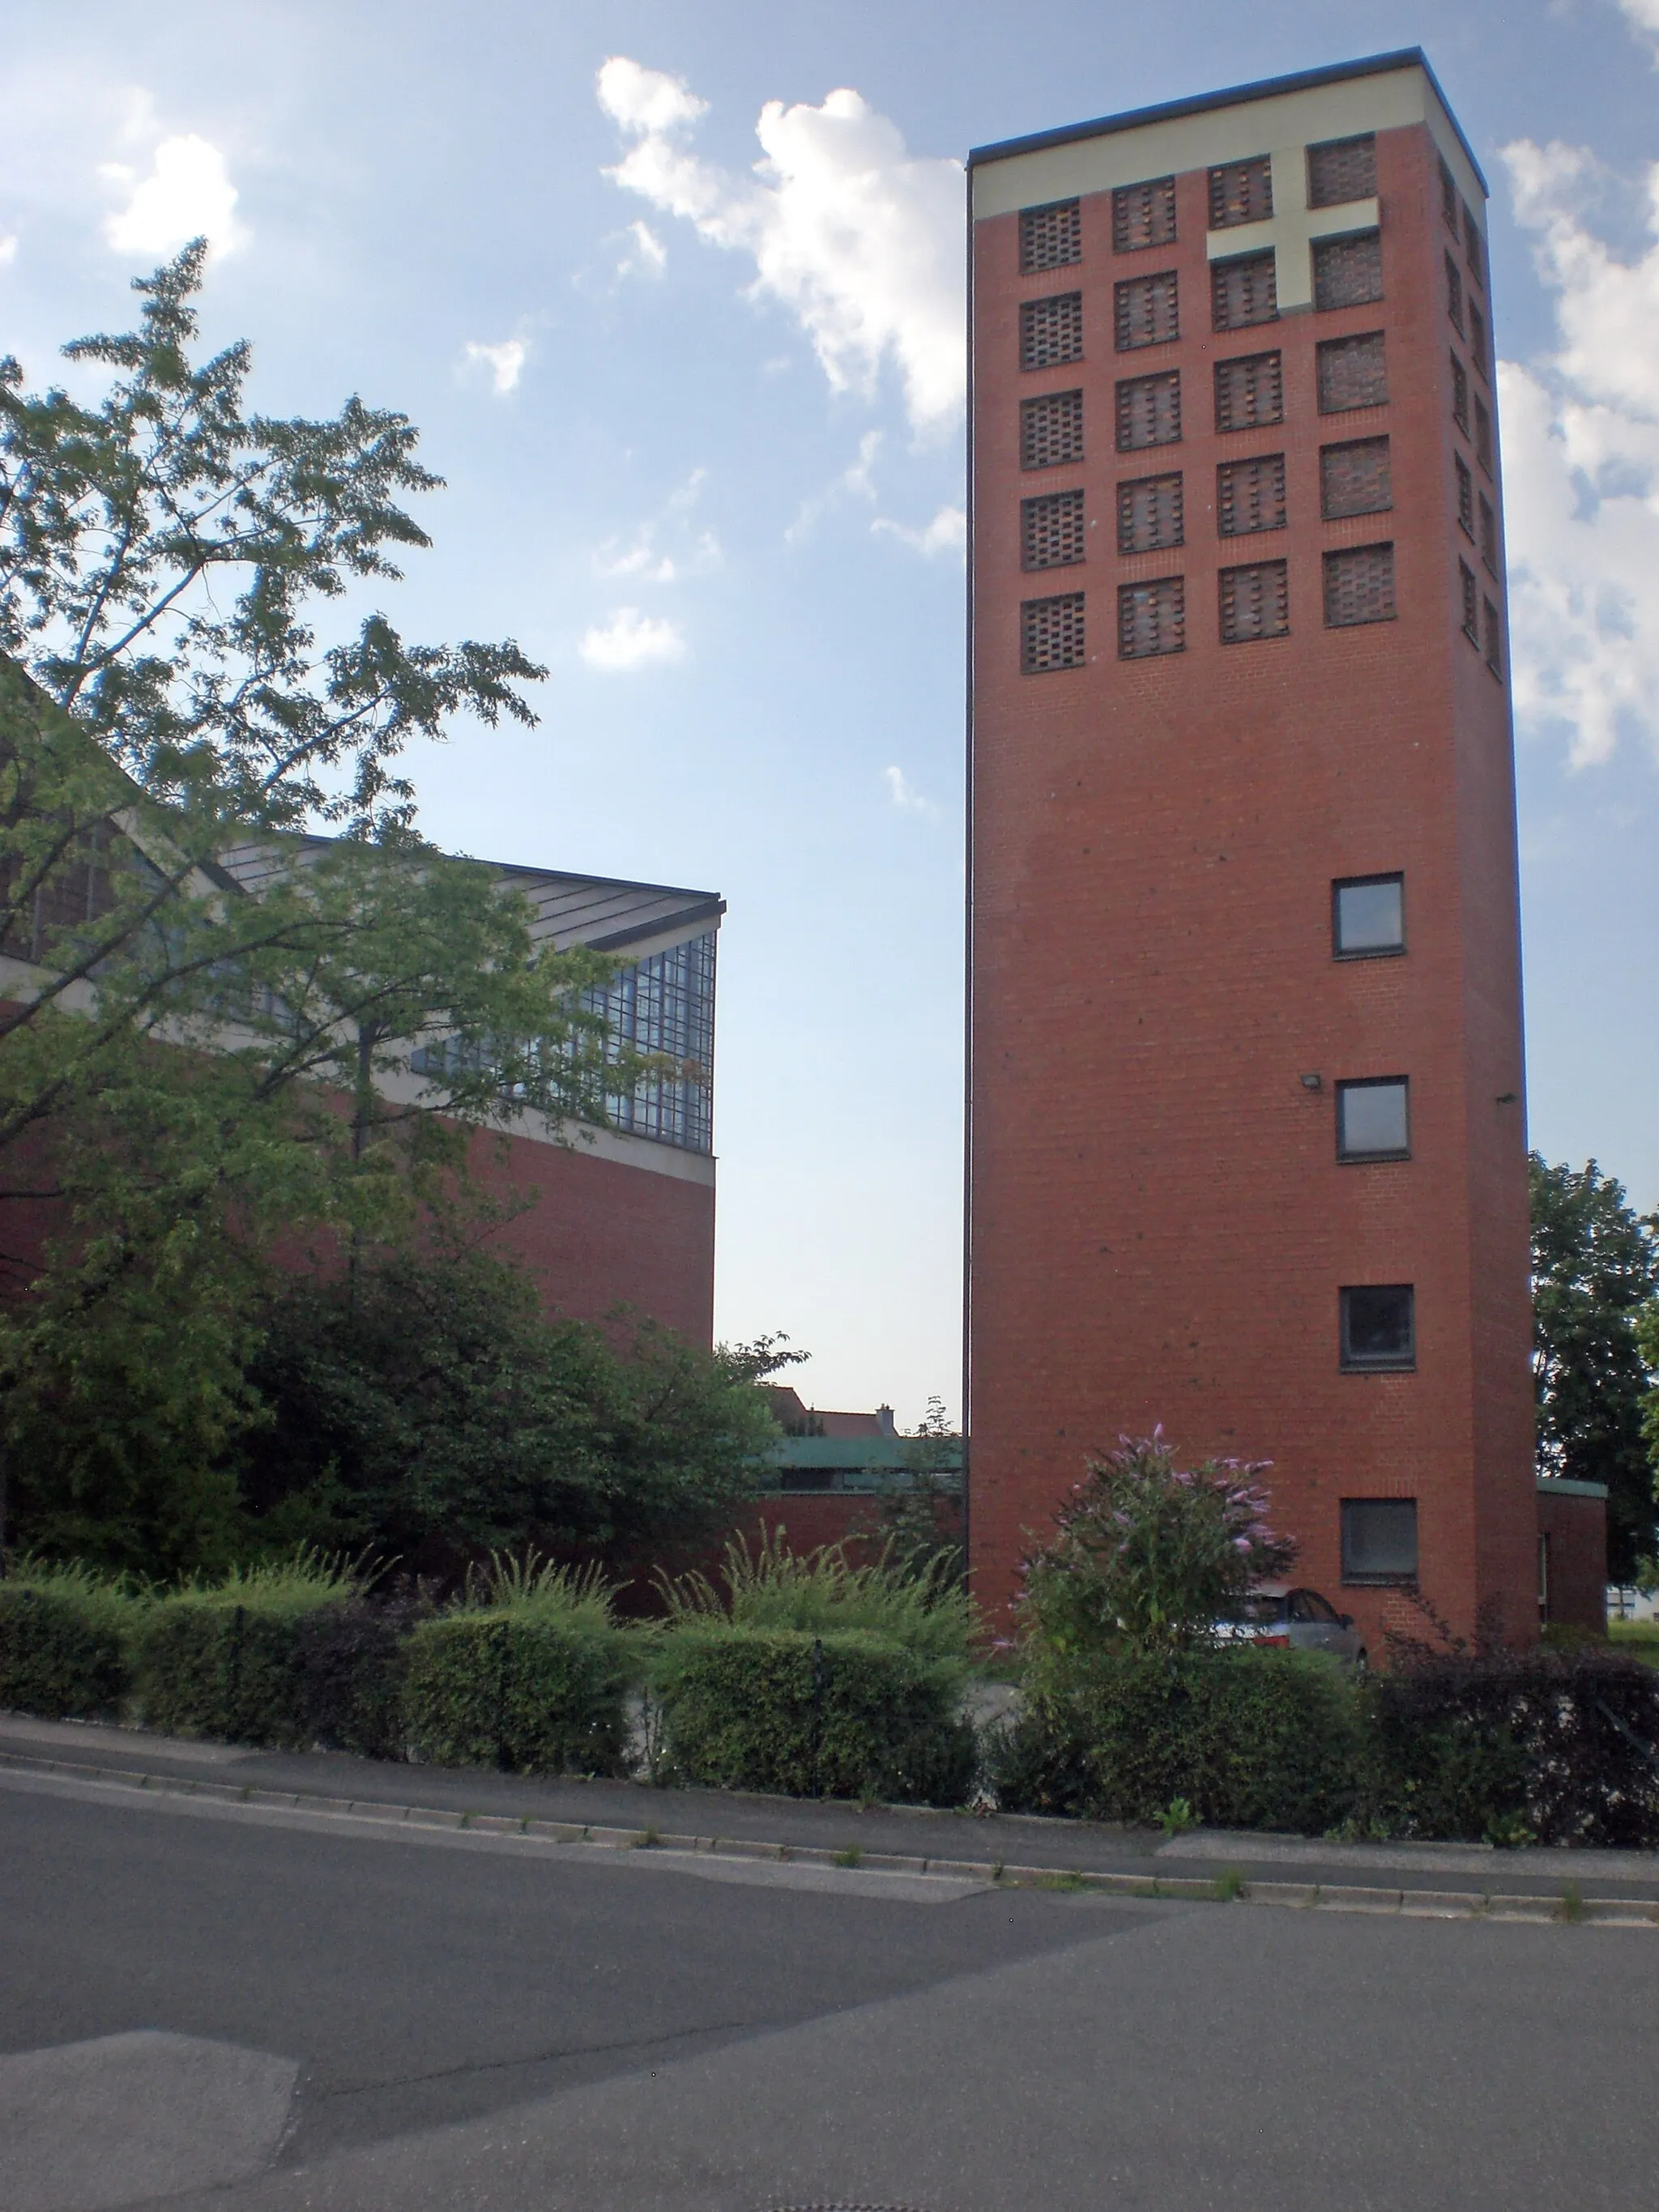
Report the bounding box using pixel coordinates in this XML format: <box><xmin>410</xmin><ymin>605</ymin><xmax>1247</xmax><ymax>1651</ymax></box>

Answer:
<box><xmin>400</xmin><ymin>1612</ymin><xmax>634</xmax><ymax>1776</ymax></box>
<box><xmin>655</xmin><ymin>1626</ymin><xmax>977</xmax><ymax>1805</ymax></box>
<box><xmin>134</xmin><ymin>1586</ymin><xmax>347</xmax><ymax>1748</ymax></box>
<box><xmin>992</xmin><ymin>1649</ymin><xmax>1361</xmax><ymax>1835</ymax></box>
<box><xmin>0</xmin><ymin>1582</ymin><xmax>131</xmax><ymax>1721</ymax></box>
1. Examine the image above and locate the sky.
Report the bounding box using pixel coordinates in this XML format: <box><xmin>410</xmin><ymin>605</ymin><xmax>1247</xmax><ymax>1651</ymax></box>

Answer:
<box><xmin>3</xmin><ymin>0</ymin><xmax>1658</xmax><ymax>1426</ymax></box>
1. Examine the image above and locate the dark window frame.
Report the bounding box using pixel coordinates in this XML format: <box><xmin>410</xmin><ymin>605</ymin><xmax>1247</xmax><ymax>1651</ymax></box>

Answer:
<box><xmin>1018</xmin><ymin>198</ymin><xmax>1083</xmax><ymax>275</ymax></box>
<box><xmin>1341</xmin><ymin>1498</ymin><xmax>1420</xmax><ymax>1586</ymax></box>
<box><xmin>1336</xmin><ymin>1076</ymin><xmax>1412</xmax><ymax>1163</ymax></box>
<box><xmin>1332</xmin><ymin>872</ymin><xmax>1406</xmax><ymax>961</ymax></box>
<box><xmin>1340</xmin><ymin>1284</ymin><xmax>1418</xmax><ymax>1373</ymax></box>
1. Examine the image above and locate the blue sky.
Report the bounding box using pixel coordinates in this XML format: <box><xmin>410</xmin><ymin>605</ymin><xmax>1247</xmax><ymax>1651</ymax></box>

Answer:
<box><xmin>4</xmin><ymin>0</ymin><xmax>1658</xmax><ymax>1423</ymax></box>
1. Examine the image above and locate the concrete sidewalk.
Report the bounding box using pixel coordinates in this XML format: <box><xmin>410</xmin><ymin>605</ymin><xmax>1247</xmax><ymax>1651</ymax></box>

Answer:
<box><xmin>4</xmin><ymin>1707</ymin><xmax>1657</xmax><ymax>1921</ymax></box>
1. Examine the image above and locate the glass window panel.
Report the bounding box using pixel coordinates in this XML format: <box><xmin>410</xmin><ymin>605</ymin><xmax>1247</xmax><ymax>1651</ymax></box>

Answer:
<box><xmin>1340</xmin><ymin>1285</ymin><xmax>1416</xmax><ymax>1370</ymax></box>
<box><xmin>1333</xmin><ymin>876</ymin><xmax>1404</xmax><ymax>956</ymax></box>
<box><xmin>1337</xmin><ymin>1078</ymin><xmax>1410</xmax><ymax>1159</ymax></box>
<box><xmin>1341</xmin><ymin>1499</ymin><xmax>1418</xmax><ymax>1583</ymax></box>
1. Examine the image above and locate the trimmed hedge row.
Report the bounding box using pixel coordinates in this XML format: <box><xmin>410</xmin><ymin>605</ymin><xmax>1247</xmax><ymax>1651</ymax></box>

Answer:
<box><xmin>402</xmin><ymin>1613</ymin><xmax>634</xmax><ymax>1776</ymax></box>
<box><xmin>0</xmin><ymin>1583</ymin><xmax>128</xmax><ymax>1721</ymax></box>
<box><xmin>655</xmin><ymin>1626</ymin><xmax>975</xmax><ymax>1805</ymax></box>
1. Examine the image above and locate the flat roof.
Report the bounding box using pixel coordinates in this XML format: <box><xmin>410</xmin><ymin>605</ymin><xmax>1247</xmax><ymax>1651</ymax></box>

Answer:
<box><xmin>967</xmin><ymin>47</ymin><xmax>1487</xmax><ymax>198</ymax></box>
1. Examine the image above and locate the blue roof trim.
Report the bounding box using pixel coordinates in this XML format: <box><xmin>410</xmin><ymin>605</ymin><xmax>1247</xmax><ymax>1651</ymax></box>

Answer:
<box><xmin>968</xmin><ymin>48</ymin><xmax>1487</xmax><ymax>200</ymax></box>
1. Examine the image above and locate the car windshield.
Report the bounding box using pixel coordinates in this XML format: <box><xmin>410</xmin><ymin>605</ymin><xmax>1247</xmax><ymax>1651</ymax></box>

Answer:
<box><xmin>1232</xmin><ymin>1593</ymin><xmax>1289</xmax><ymax>1623</ymax></box>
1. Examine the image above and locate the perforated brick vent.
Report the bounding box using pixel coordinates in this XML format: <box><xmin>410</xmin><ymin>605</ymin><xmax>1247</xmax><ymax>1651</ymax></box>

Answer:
<box><xmin>1445</xmin><ymin>250</ymin><xmax>1464</xmax><ymax>334</ymax></box>
<box><xmin>1316</xmin><ymin>332</ymin><xmax>1387</xmax><ymax>413</ymax></box>
<box><xmin>1118</xmin><ymin>575</ymin><xmax>1184</xmax><ymax>658</ymax></box>
<box><xmin>1469</xmin><ymin>305</ymin><xmax>1487</xmax><ymax>379</ymax></box>
<box><xmin>1474</xmin><ymin>396</ymin><xmax>1493</xmax><ymax>473</ymax></box>
<box><xmin>1022</xmin><ymin>590</ymin><xmax>1086</xmax><ymax>672</ymax></box>
<box><xmin>1214</xmin><ymin>351</ymin><xmax>1283</xmax><ymax>433</ymax></box>
<box><xmin>1021</xmin><ymin>488</ymin><xmax>1085</xmax><ymax>570</ymax></box>
<box><xmin>1439</xmin><ymin>156</ymin><xmax>1459</xmax><ymax>232</ymax></box>
<box><xmin>1115</xmin><ymin>270</ymin><xmax>1179</xmax><ymax>351</ymax></box>
<box><xmin>1479</xmin><ymin>493</ymin><xmax>1498</xmax><ymax>572</ymax></box>
<box><xmin>1020</xmin><ymin>389</ymin><xmax>1083</xmax><ymax>470</ymax></box>
<box><xmin>1307</xmin><ymin>134</ymin><xmax>1376</xmax><ymax>208</ymax></box>
<box><xmin>1455</xmin><ymin>454</ymin><xmax>1474</xmax><ymax>539</ymax></box>
<box><xmin>1460</xmin><ymin>558</ymin><xmax>1478</xmax><ymax>643</ymax></box>
<box><xmin>1451</xmin><ymin>352</ymin><xmax>1469</xmax><ymax>433</ymax></box>
<box><xmin>1115</xmin><ymin>370</ymin><xmax>1181</xmax><ymax>451</ymax></box>
<box><xmin>1463</xmin><ymin>202</ymin><xmax>1484</xmax><ymax>287</ymax></box>
<box><xmin>1324</xmin><ymin>543</ymin><xmax>1396</xmax><ymax>627</ymax></box>
<box><xmin>1313</xmin><ymin>232</ymin><xmax>1383</xmax><ymax>310</ymax></box>
<box><xmin>1219</xmin><ymin>560</ymin><xmax>1289</xmax><ymax>642</ymax></box>
<box><xmin>1209</xmin><ymin>156</ymin><xmax>1272</xmax><ymax>228</ymax></box>
<box><xmin>1020</xmin><ymin>198</ymin><xmax>1081</xmax><ymax>274</ymax></box>
<box><xmin>1320</xmin><ymin>437</ymin><xmax>1391</xmax><ymax>520</ymax></box>
<box><xmin>1212</xmin><ymin>251</ymin><xmax>1277</xmax><ymax>331</ymax></box>
<box><xmin>1218</xmin><ymin>453</ymin><xmax>1287</xmax><ymax>535</ymax></box>
<box><xmin>1484</xmin><ymin>596</ymin><xmax>1502</xmax><ymax>673</ymax></box>
<box><xmin>1117</xmin><ymin>472</ymin><xmax>1183</xmax><ymax>554</ymax></box>
<box><xmin>1020</xmin><ymin>292</ymin><xmax>1084</xmax><ymax>370</ymax></box>
<box><xmin>1112</xmin><ymin>175</ymin><xmax>1176</xmax><ymax>253</ymax></box>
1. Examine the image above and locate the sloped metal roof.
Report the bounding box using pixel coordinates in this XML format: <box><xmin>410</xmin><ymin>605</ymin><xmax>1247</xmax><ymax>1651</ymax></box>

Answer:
<box><xmin>215</xmin><ymin>838</ymin><xmax>723</xmax><ymax>955</ymax></box>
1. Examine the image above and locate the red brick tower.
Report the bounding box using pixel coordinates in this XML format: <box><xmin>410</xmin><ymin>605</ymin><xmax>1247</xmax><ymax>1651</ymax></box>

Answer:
<box><xmin>966</xmin><ymin>51</ymin><xmax>1534</xmax><ymax>1649</ymax></box>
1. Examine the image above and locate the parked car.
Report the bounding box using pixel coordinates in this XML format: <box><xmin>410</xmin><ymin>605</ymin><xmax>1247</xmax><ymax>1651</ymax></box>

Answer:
<box><xmin>1213</xmin><ymin>1584</ymin><xmax>1367</xmax><ymax>1667</ymax></box>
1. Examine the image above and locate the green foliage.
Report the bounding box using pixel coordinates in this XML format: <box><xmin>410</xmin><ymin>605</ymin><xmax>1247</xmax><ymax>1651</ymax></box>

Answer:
<box><xmin>132</xmin><ymin>1551</ymin><xmax>361</xmax><ymax>1745</ymax></box>
<box><xmin>1017</xmin><ymin>1430</ymin><xmax>1297</xmax><ymax>1665</ymax></box>
<box><xmin>239</xmin><ymin>1249</ymin><xmax>782</xmax><ymax>1566</ymax></box>
<box><xmin>992</xmin><ymin>1649</ymin><xmax>1360</xmax><ymax>1834</ymax></box>
<box><xmin>0</xmin><ymin>1558</ymin><xmax>138</xmax><ymax>1718</ymax></box>
<box><xmin>878</xmin><ymin>1396</ymin><xmax>965</xmax><ymax>1578</ymax></box>
<box><xmin>1530</xmin><ymin>1153</ymin><xmax>1659</xmax><ymax>1579</ymax></box>
<box><xmin>654</xmin><ymin>1626</ymin><xmax>977</xmax><ymax>1805</ymax></box>
<box><xmin>662</xmin><ymin>1528</ymin><xmax>972</xmax><ymax>1663</ymax></box>
<box><xmin>400</xmin><ymin>1572</ymin><xmax>636</xmax><ymax>1776</ymax></box>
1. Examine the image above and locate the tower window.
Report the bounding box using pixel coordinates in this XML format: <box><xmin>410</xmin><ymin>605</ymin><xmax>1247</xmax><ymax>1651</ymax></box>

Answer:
<box><xmin>1455</xmin><ymin>454</ymin><xmax>1474</xmax><ymax>539</ymax></box>
<box><xmin>1113</xmin><ymin>176</ymin><xmax>1177</xmax><ymax>253</ymax></box>
<box><xmin>1214</xmin><ymin>351</ymin><xmax>1283</xmax><ymax>433</ymax></box>
<box><xmin>1469</xmin><ymin>305</ymin><xmax>1487</xmax><ymax>379</ymax></box>
<box><xmin>1317</xmin><ymin>331</ymin><xmax>1387</xmax><ymax>413</ymax></box>
<box><xmin>1209</xmin><ymin>156</ymin><xmax>1273</xmax><ymax>228</ymax></box>
<box><xmin>1479</xmin><ymin>494</ymin><xmax>1498</xmax><ymax>573</ymax></box>
<box><xmin>1439</xmin><ymin>156</ymin><xmax>1459</xmax><ymax>233</ymax></box>
<box><xmin>1460</xmin><ymin>559</ymin><xmax>1479</xmax><ymax>645</ymax></box>
<box><xmin>1021</xmin><ymin>488</ymin><xmax>1086</xmax><ymax>571</ymax></box>
<box><xmin>1118</xmin><ymin>577</ymin><xmax>1185</xmax><ymax>659</ymax></box>
<box><xmin>1340</xmin><ymin>1285</ymin><xmax>1416</xmax><ymax>1371</ymax></box>
<box><xmin>1337</xmin><ymin>1077</ymin><xmax>1410</xmax><ymax>1161</ymax></box>
<box><xmin>1116</xmin><ymin>371</ymin><xmax>1182</xmax><ymax>450</ymax></box>
<box><xmin>1218</xmin><ymin>454</ymin><xmax>1287</xmax><ymax>536</ymax></box>
<box><xmin>1341</xmin><ymin>1498</ymin><xmax>1418</xmax><ymax>1583</ymax></box>
<box><xmin>1451</xmin><ymin>353</ymin><xmax>1469</xmax><ymax>433</ymax></box>
<box><xmin>1320</xmin><ymin>437</ymin><xmax>1392</xmax><ymax>520</ymax></box>
<box><xmin>1463</xmin><ymin>202</ymin><xmax>1484</xmax><ymax>288</ymax></box>
<box><xmin>1445</xmin><ymin>251</ymin><xmax>1464</xmax><ymax>334</ymax></box>
<box><xmin>1116</xmin><ymin>472</ymin><xmax>1183</xmax><ymax>555</ymax></box>
<box><xmin>1484</xmin><ymin>598</ymin><xmax>1503</xmax><ymax>677</ymax></box>
<box><xmin>1474</xmin><ymin>397</ymin><xmax>1493</xmax><ymax>474</ymax></box>
<box><xmin>1021</xmin><ymin>591</ymin><xmax>1086</xmax><ymax>673</ymax></box>
<box><xmin>1019</xmin><ymin>198</ymin><xmax>1081</xmax><ymax>275</ymax></box>
<box><xmin>1020</xmin><ymin>389</ymin><xmax>1084</xmax><ymax>470</ymax></box>
<box><xmin>1307</xmin><ymin>133</ymin><xmax>1376</xmax><ymax>208</ymax></box>
<box><xmin>1333</xmin><ymin>874</ymin><xmax>1405</xmax><ymax>958</ymax></box>
<box><xmin>1219</xmin><ymin>560</ymin><xmax>1289</xmax><ymax>642</ymax></box>
<box><xmin>1212</xmin><ymin>251</ymin><xmax>1277</xmax><ymax>331</ymax></box>
<box><xmin>1115</xmin><ymin>269</ymin><xmax>1179</xmax><ymax>350</ymax></box>
<box><xmin>1314</xmin><ymin>232</ymin><xmax>1384</xmax><ymax>311</ymax></box>
<box><xmin>1021</xmin><ymin>292</ymin><xmax>1084</xmax><ymax>371</ymax></box>
<box><xmin>1324</xmin><ymin>543</ymin><xmax>1396</xmax><ymax>627</ymax></box>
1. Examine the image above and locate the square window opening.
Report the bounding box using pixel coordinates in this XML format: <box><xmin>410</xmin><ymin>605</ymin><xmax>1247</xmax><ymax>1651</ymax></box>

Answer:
<box><xmin>1337</xmin><ymin>1076</ymin><xmax>1410</xmax><ymax>1161</ymax></box>
<box><xmin>1341</xmin><ymin>1498</ymin><xmax>1418</xmax><ymax>1584</ymax></box>
<box><xmin>1333</xmin><ymin>874</ymin><xmax>1405</xmax><ymax>958</ymax></box>
<box><xmin>1340</xmin><ymin>1284</ymin><xmax>1416</xmax><ymax>1371</ymax></box>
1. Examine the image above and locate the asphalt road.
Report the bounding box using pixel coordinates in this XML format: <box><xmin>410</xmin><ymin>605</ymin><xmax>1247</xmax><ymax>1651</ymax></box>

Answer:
<box><xmin>3</xmin><ymin>1769</ymin><xmax>1657</xmax><ymax>2212</ymax></box>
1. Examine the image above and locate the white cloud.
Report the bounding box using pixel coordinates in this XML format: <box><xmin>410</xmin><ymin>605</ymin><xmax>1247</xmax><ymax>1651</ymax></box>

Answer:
<box><xmin>462</xmin><ymin>337</ymin><xmax>527</xmax><ymax>394</ymax></box>
<box><xmin>616</xmin><ymin>219</ymin><xmax>667</xmax><ymax>279</ymax></box>
<box><xmin>884</xmin><ymin>765</ymin><xmax>937</xmax><ymax>814</ymax></box>
<box><xmin>785</xmin><ymin>430</ymin><xmax>882</xmax><ymax>544</ymax></box>
<box><xmin>101</xmin><ymin>132</ymin><xmax>241</xmax><ymax>258</ymax></box>
<box><xmin>1614</xmin><ymin>0</ymin><xmax>1659</xmax><ymax>49</ymax></box>
<box><xmin>597</xmin><ymin>57</ymin><xmax>965</xmax><ymax>434</ymax></box>
<box><xmin>0</xmin><ymin>233</ymin><xmax>16</xmax><ymax>266</ymax></box>
<box><xmin>578</xmin><ymin>607</ymin><xmax>687</xmax><ymax>673</ymax></box>
<box><xmin>1499</xmin><ymin>138</ymin><xmax>1659</xmax><ymax>766</ymax></box>
<box><xmin>593</xmin><ymin>469</ymin><xmax>721</xmax><ymax>584</ymax></box>
<box><xmin>873</xmin><ymin>503</ymin><xmax>966</xmax><ymax>560</ymax></box>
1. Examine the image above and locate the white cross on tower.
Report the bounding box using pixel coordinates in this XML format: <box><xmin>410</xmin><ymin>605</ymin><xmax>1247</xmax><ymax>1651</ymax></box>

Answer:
<box><xmin>1205</xmin><ymin>148</ymin><xmax>1378</xmax><ymax>312</ymax></box>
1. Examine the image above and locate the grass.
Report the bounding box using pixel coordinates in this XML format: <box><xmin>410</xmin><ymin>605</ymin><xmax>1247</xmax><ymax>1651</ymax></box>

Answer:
<box><xmin>1213</xmin><ymin>1867</ymin><xmax>1248</xmax><ymax>1903</ymax></box>
<box><xmin>456</xmin><ymin>1550</ymin><xmax>621</xmax><ymax>1632</ymax></box>
<box><xmin>1607</xmin><ymin>1624</ymin><xmax>1659</xmax><ymax>1667</ymax></box>
<box><xmin>834</xmin><ymin>1845</ymin><xmax>864</xmax><ymax>1869</ymax></box>
<box><xmin>1557</xmin><ymin>1880</ymin><xmax>1588</xmax><ymax>1924</ymax></box>
<box><xmin>658</xmin><ymin>1528</ymin><xmax>972</xmax><ymax>1661</ymax></box>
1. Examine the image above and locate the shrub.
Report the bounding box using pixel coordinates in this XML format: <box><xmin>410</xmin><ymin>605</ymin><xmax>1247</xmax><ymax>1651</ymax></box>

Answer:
<box><xmin>1015</xmin><ymin>1430</ymin><xmax>1296</xmax><ymax>1664</ymax></box>
<box><xmin>133</xmin><ymin>1552</ymin><xmax>361</xmax><ymax>1746</ymax></box>
<box><xmin>290</xmin><ymin>1583</ymin><xmax>433</xmax><ymax>1759</ymax></box>
<box><xmin>655</xmin><ymin>1626</ymin><xmax>976</xmax><ymax>1805</ymax></box>
<box><xmin>663</xmin><ymin>1529</ymin><xmax>971</xmax><ymax>1662</ymax></box>
<box><xmin>992</xmin><ymin>1648</ymin><xmax>1360</xmax><ymax>1834</ymax></box>
<box><xmin>0</xmin><ymin>1560</ymin><xmax>137</xmax><ymax>1720</ymax></box>
<box><xmin>400</xmin><ymin>1557</ymin><xmax>636</xmax><ymax>1776</ymax></box>
<box><xmin>1358</xmin><ymin>1648</ymin><xmax>1659</xmax><ymax>1848</ymax></box>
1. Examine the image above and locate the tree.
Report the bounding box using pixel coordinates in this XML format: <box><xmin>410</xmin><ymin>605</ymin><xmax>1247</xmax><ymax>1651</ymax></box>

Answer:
<box><xmin>1016</xmin><ymin>1430</ymin><xmax>1296</xmax><ymax>1667</ymax></box>
<box><xmin>1531</xmin><ymin>1153</ymin><xmax>1659</xmax><ymax>1581</ymax></box>
<box><xmin>878</xmin><ymin>1396</ymin><xmax>965</xmax><ymax>1578</ymax></box>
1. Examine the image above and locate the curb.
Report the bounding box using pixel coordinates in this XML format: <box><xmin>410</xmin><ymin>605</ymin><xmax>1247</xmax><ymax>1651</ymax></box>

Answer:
<box><xmin>4</xmin><ymin>1747</ymin><xmax>1657</xmax><ymax>1927</ymax></box>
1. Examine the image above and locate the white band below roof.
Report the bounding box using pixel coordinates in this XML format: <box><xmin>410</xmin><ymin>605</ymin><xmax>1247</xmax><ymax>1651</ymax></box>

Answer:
<box><xmin>971</xmin><ymin>59</ymin><xmax>1484</xmax><ymax>232</ymax></box>
<box><xmin>1207</xmin><ymin>180</ymin><xmax>1381</xmax><ymax>313</ymax></box>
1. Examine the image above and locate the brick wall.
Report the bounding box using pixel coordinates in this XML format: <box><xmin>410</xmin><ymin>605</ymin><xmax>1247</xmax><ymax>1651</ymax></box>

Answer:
<box><xmin>1537</xmin><ymin>1485</ymin><xmax>1608</xmax><ymax>1635</ymax></box>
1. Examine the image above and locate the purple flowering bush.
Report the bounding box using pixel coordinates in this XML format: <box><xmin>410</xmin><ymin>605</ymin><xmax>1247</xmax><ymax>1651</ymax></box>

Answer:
<box><xmin>1016</xmin><ymin>1429</ymin><xmax>1298</xmax><ymax>1668</ymax></box>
